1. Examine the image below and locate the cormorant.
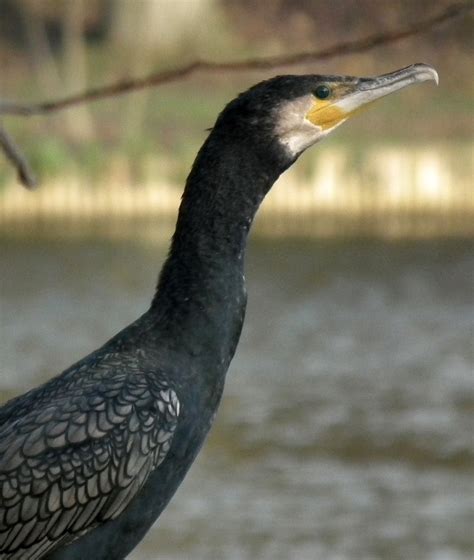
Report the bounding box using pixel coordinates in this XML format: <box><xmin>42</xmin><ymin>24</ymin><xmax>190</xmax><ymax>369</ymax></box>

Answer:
<box><xmin>0</xmin><ymin>64</ymin><xmax>437</xmax><ymax>559</ymax></box>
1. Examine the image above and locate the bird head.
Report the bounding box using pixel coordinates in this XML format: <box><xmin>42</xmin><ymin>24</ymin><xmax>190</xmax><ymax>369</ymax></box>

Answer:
<box><xmin>217</xmin><ymin>63</ymin><xmax>438</xmax><ymax>162</ymax></box>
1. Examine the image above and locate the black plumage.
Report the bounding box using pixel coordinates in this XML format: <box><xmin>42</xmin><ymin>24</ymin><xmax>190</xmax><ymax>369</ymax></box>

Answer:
<box><xmin>0</xmin><ymin>65</ymin><xmax>437</xmax><ymax>559</ymax></box>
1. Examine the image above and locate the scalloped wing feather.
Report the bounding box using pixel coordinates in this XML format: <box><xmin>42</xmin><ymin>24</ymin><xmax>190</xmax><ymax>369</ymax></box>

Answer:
<box><xmin>0</xmin><ymin>364</ymin><xmax>180</xmax><ymax>560</ymax></box>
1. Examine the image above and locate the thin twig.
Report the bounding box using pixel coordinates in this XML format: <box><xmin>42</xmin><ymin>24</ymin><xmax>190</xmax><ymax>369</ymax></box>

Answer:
<box><xmin>0</xmin><ymin>1</ymin><xmax>471</xmax><ymax>117</ymax></box>
<box><xmin>0</xmin><ymin>124</ymin><xmax>37</xmax><ymax>189</ymax></box>
<box><xmin>0</xmin><ymin>0</ymin><xmax>470</xmax><ymax>189</ymax></box>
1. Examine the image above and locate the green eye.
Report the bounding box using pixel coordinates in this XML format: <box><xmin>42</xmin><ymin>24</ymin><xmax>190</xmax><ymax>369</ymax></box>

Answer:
<box><xmin>314</xmin><ymin>85</ymin><xmax>331</xmax><ymax>100</ymax></box>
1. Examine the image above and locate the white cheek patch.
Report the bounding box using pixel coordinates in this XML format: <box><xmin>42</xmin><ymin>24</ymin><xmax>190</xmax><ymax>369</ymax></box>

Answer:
<box><xmin>275</xmin><ymin>95</ymin><xmax>326</xmax><ymax>157</ymax></box>
<box><xmin>279</xmin><ymin>119</ymin><xmax>324</xmax><ymax>155</ymax></box>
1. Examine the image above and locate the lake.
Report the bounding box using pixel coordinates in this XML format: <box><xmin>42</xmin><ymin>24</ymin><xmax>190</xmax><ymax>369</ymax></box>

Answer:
<box><xmin>1</xmin><ymin>237</ymin><xmax>473</xmax><ymax>560</ymax></box>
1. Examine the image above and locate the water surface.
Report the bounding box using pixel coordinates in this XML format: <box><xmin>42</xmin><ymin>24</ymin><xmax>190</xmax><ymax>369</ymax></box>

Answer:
<box><xmin>1</xmin><ymin>238</ymin><xmax>473</xmax><ymax>560</ymax></box>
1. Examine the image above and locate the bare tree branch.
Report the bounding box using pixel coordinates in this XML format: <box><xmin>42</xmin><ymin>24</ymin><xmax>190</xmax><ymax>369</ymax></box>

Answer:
<box><xmin>0</xmin><ymin>0</ymin><xmax>471</xmax><ymax>189</ymax></box>
<box><xmin>0</xmin><ymin>124</ymin><xmax>37</xmax><ymax>189</ymax></box>
<box><xmin>1</xmin><ymin>1</ymin><xmax>471</xmax><ymax>117</ymax></box>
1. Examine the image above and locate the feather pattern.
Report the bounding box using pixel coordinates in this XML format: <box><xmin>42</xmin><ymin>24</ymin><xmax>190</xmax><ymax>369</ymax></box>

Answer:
<box><xmin>0</xmin><ymin>352</ymin><xmax>180</xmax><ymax>560</ymax></box>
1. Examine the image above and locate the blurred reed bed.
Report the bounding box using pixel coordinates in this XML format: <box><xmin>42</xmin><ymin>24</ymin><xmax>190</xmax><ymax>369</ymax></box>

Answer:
<box><xmin>0</xmin><ymin>143</ymin><xmax>472</xmax><ymax>240</ymax></box>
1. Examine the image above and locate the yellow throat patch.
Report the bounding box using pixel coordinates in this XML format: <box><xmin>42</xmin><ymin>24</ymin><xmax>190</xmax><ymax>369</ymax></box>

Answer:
<box><xmin>306</xmin><ymin>100</ymin><xmax>348</xmax><ymax>131</ymax></box>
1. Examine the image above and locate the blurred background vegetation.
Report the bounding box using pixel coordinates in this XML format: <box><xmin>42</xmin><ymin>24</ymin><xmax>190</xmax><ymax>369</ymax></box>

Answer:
<box><xmin>0</xmin><ymin>0</ymin><xmax>472</xmax><ymax>238</ymax></box>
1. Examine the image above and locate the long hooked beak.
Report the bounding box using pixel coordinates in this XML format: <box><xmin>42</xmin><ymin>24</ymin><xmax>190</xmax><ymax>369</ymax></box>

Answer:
<box><xmin>337</xmin><ymin>63</ymin><xmax>439</xmax><ymax>114</ymax></box>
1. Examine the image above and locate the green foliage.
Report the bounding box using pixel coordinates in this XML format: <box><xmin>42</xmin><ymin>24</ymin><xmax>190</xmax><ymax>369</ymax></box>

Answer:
<box><xmin>74</xmin><ymin>141</ymin><xmax>108</xmax><ymax>183</ymax></box>
<box><xmin>0</xmin><ymin>166</ymin><xmax>13</xmax><ymax>190</ymax></box>
<box><xmin>27</xmin><ymin>138</ymin><xmax>74</xmax><ymax>178</ymax></box>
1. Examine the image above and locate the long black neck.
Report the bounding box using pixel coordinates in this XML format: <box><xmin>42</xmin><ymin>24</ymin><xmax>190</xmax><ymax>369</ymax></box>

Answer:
<box><xmin>148</xmin><ymin>127</ymin><xmax>290</xmax><ymax>363</ymax></box>
<box><xmin>154</xmin><ymin>129</ymin><xmax>286</xmax><ymax>306</ymax></box>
